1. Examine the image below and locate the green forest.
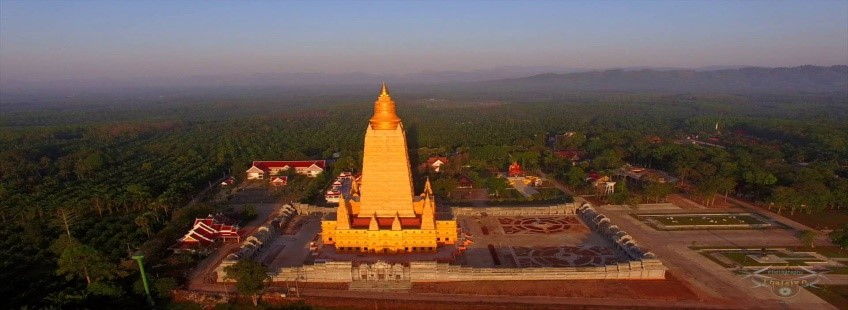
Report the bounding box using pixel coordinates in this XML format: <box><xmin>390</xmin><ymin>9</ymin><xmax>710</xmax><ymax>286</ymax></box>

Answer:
<box><xmin>1</xmin><ymin>87</ymin><xmax>847</xmax><ymax>307</ymax></box>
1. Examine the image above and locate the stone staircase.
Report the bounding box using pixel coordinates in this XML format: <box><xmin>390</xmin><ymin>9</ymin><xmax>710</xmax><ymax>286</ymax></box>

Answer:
<box><xmin>348</xmin><ymin>280</ymin><xmax>412</xmax><ymax>291</ymax></box>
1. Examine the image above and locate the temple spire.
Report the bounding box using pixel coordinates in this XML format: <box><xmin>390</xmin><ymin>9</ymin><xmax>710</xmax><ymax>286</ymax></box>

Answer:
<box><xmin>368</xmin><ymin>213</ymin><xmax>379</xmax><ymax>231</ymax></box>
<box><xmin>391</xmin><ymin>212</ymin><xmax>402</xmax><ymax>231</ymax></box>
<box><xmin>421</xmin><ymin>195</ymin><xmax>435</xmax><ymax>230</ymax></box>
<box><xmin>336</xmin><ymin>199</ymin><xmax>351</xmax><ymax>230</ymax></box>
<box><xmin>423</xmin><ymin>177</ymin><xmax>433</xmax><ymax>196</ymax></box>
<box><xmin>350</xmin><ymin>178</ymin><xmax>360</xmax><ymax>197</ymax></box>
<box><xmin>369</xmin><ymin>83</ymin><xmax>401</xmax><ymax>130</ymax></box>
<box><xmin>380</xmin><ymin>82</ymin><xmax>390</xmax><ymax>97</ymax></box>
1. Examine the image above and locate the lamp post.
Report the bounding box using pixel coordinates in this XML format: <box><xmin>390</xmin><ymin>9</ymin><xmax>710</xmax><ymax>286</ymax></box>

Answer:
<box><xmin>132</xmin><ymin>254</ymin><xmax>155</xmax><ymax>306</ymax></box>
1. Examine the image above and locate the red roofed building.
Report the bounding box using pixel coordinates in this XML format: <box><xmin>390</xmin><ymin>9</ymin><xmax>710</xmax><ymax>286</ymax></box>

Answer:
<box><xmin>246</xmin><ymin>160</ymin><xmax>326</xmax><ymax>179</ymax></box>
<box><xmin>325</xmin><ymin>172</ymin><xmax>358</xmax><ymax>203</ymax></box>
<box><xmin>425</xmin><ymin>156</ymin><xmax>449</xmax><ymax>172</ymax></box>
<box><xmin>458</xmin><ymin>175</ymin><xmax>473</xmax><ymax>189</ymax></box>
<box><xmin>508</xmin><ymin>161</ymin><xmax>523</xmax><ymax>177</ymax></box>
<box><xmin>553</xmin><ymin>150</ymin><xmax>582</xmax><ymax>161</ymax></box>
<box><xmin>271</xmin><ymin>176</ymin><xmax>288</xmax><ymax>186</ymax></box>
<box><xmin>169</xmin><ymin>214</ymin><xmax>241</xmax><ymax>253</ymax></box>
<box><xmin>220</xmin><ymin>177</ymin><xmax>235</xmax><ymax>186</ymax></box>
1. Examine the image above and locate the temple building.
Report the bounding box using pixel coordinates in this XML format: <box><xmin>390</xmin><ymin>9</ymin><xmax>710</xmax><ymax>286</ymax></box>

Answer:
<box><xmin>321</xmin><ymin>84</ymin><xmax>457</xmax><ymax>254</ymax></box>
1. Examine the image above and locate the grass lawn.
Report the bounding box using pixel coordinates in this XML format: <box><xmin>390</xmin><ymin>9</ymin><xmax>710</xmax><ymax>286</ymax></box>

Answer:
<box><xmin>787</xmin><ymin>246</ymin><xmax>848</xmax><ymax>259</ymax></box>
<box><xmin>697</xmin><ymin>248</ymin><xmax>847</xmax><ymax>275</ymax></box>
<box><xmin>707</xmin><ymin>251</ymin><xmax>813</xmax><ymax>267</ymax></box>
<box><xmin>642</xmin><ymin>214</ymin><xmax>766</xmax><ymax>226</ymax></box>
<box><xmin>498</xmin><ymin>188</ymin><xmax>526</xmax><ymax>200</ymax></box>
<box><xmin>806</xmin><ymin>285</ymin><xmax>848</xmax><ymax>309</ymax></box>
<box><xmin>722</xmin><ymin>252</ymin><xmax>782</xmax><ymax>266</ymax></box>
<box><xmin>534</xmin><ymin>187</ymin><xmax>567</xmax><ymax>199</ymax></box>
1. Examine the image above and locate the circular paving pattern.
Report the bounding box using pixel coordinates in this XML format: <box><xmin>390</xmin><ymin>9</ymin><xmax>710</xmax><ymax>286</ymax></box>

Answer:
<box><xmin>498</xmin><ymin>216</ymin><xmax>584</xmax><ymax>234</ymax></box>
<box><xmin>512</xmin><ymin>246</ymin><xmax>618</xmax><ymax>267</ymax></box>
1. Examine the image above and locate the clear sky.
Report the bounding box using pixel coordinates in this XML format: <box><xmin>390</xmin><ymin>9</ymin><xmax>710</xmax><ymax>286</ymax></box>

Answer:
<box><xmin>1</xmin><ymin>0</ymin><xmax>846</xmax><ymax>82</ymax></box>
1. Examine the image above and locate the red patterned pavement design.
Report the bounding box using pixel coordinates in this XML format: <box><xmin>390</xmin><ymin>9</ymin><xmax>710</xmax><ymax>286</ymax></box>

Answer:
<box><xmin>512</xmin><ymin>246</ymin><xmax>618</xmax><ymax>267</ymax></box>
<box><xmin>498</xmin><ymin>216</ymin><xmax>585</xmax><ymax>234</ymax></box>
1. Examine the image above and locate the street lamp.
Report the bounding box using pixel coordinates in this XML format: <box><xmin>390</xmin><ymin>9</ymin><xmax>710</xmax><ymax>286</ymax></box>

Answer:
<box><xmin>131</xmin><ymin>253</ymin><xmax>155</xmax><ymax>306</ymax></box>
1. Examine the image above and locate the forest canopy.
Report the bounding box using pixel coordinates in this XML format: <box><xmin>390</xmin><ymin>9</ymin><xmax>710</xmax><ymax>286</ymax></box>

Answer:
<box><xmin>0</xmin><ymin>79</ymin><xmax>847</xmax><ymax>307</ymax></box>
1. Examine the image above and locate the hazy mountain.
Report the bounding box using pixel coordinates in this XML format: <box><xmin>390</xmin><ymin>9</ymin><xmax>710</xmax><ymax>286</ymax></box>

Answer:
<box><xmin>471</xmin><ymin>65</ymin><xmax>848</xmax><ymax>94</ymax></box>
<box><xmin>3</xmin><ymin>65</ymin><xmax>846</xmax><ymax>103</ymax></box>
<box><xmin>0</xmin><ymin>66</ymin><xmax>583</xmax><ymax>94</ymax></box>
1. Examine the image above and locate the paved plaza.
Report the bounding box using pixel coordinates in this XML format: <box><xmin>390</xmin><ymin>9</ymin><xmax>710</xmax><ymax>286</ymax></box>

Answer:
<box><xmin>458</xmin><ymin>214</ymin><xmax>629</xmax><ymax>268</ymax></box>
<box><xmin>251</xmin><ymin>214</ymin><xmax>623</xmax><ymax>269</ymax></box>
<box><xmin>512</xmin><ymin>245</ymin><xmax>618</xmax><ymax>267</ymax></box>
<box><xmin>498</xmin><ymin>216</ymin><xmax>587</xmax><ymax>234</ymax></box>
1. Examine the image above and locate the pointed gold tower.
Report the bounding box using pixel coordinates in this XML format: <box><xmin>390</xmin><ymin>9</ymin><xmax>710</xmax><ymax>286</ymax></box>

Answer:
<box><xmin>358</xmin><ymin>82</ymin><xmax>415</xmax><ymax>217</ymax></box>
<box><xmin>320</xmin><ymin>84</ymin><xmax>457</xmax><ymax>254</ymax></box>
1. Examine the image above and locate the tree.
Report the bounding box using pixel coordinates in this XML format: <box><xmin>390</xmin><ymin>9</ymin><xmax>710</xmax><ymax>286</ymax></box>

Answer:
<box><xmin>798</xmin><ymin>230</ymin><xmax>817</xmax><ymax>248</ymax></box>
<box><xmin>50</xmin><ymin>234</ymin><xmax>82</xmax><ymax>256</ymax></box>
<box><xmin>644</xmin><ymin>181</ymin><xmax>673</xmax><ymax>203</ymax></box>
<box><xmin>592</xmin><ymin>149</ymin><xmax>624</xmax><ymax>171</ymax></box>
<box><xmin>671</xmin><ymin>148</ymin><xmax>699</xmax><ymax>184</ymax></box>
<box><xmin>153</xmin><ymin>277</ymin><xmax>178</xmax><ymax>299</ymax></box>
<box><xmin>241</xmin><ymin>204</ymin><xmax>258</xmax><ymax>222</ymax></box>
<box><xmin>769</xmin><ymin>187</ymin><xmax>799</xmax><ymax>215</ymax></box>
<box><xmin>563</xmin><ymin>167</ymin><xmax>587</xmax><ymax>193</ymax></box>
<box><xmin>87</xmin><ymin>281</ymin><xmax>124</xmax><ymax>297</ymax></box>
<box><xmin>429</xmin><ymin>177</ymin><xmax>456</xmax><ymax>198</ymax></box>
<box><xmin>830</xmin><ymin>224</ymin><xmax>848</xmax><ymax>250</ymax></box>
<box><xmin>135</xmin><ymin>214</ymin><xmax>151</xmax><ymax>237</ymax></box>
<box><xmin>223</xmin><ymin>260</ymin><xmax>269</xmax><ymax>306</ymax></box>
<box><xmin>743</xmin><ymin>169</ymin><xmax>777</xmax><ymax>199</ymax></box>
<box><xmin>716</xmin><ymin>176</ymin><xmax>737</xmax><ymax>202</ymax></box>
<box><xmin>694</xmin><ymin>177</ymin><xmax>723</xmax><ymax>207</ymax></box>
<box><xmin>792</xmin><ymin>181</ymin><xmax>831</xmax><ymax>214</ymax></box>
<box><xmin>56</xmin><ymin>241</ymin><xmax>117</xmax><ymax>286</ymax></box>
<box><xmin>126</xmin><ymin>184</ymin><xmax>152</xmax><ymax>211</ymax></box>
<box><xmin>607</xmin><ymin>182</ymin><xmax>631</xmax><ymax>205</ymax></box>
<box><xmin>485</xmin><ymin>177</ymin><xmax>509</xmax><ymax>198</ymax></box>
<box><xmin>55</xmin><ymin>207</ymin><xmax>79</xmax><ymax>237</ymax></box>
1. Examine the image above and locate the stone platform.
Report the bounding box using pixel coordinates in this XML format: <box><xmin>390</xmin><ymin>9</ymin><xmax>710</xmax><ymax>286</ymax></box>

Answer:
<box><xmin>216</xmin><ymin>203</ymin><xmax>667</xmax><ymax>284</ymax></box>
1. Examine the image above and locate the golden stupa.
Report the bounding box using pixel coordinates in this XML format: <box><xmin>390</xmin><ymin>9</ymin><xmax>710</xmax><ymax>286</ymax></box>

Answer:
<box><xmin>320</xmin><ymin>83</ymin><xmax>457</xmax><ymax>253</ymax></box>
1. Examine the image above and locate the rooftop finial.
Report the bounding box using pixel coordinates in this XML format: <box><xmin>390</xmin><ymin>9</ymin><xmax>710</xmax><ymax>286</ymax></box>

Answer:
<box><xmin>423</xmin><ymin>177</ymin><xmax>433</xmax><ymax>196</ymax></box>
<box><xmin>380</xmin><ymin>82</ymin><xmax>390</xmax><ymax>97</ymax></box>
<box><xmin>370</xmin><ymin>83</ymin><xmax>401</xmax><ymax>130</ymax></box>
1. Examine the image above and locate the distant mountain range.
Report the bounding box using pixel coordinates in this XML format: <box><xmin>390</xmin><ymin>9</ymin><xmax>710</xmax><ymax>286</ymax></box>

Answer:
<box><xmin>472</xmin><ymin>65</ymin><xmax>848</xmax><ymax>93</ymax></box>
<box><xmin>1</xmin><ymin>65</ymin><xmax>845</xmax><ymax>98</ymax></box>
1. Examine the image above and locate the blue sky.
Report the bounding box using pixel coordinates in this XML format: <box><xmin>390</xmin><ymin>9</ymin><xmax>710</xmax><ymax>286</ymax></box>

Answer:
<box><xmin>1</xmin><ymin>0</ymin><xmax>846</xmax><ymax>82</ymax></box>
